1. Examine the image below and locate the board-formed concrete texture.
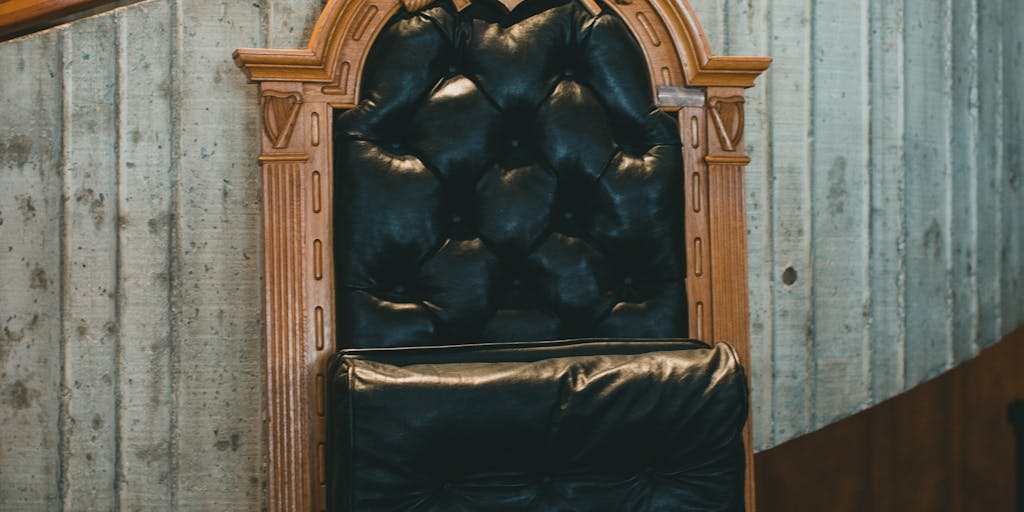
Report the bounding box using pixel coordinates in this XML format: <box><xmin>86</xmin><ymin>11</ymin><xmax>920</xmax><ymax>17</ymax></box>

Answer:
<box><xmin>0</xmin><ymin>0</ymin><xmax>1022</xmax><ymax>508</ymax></box>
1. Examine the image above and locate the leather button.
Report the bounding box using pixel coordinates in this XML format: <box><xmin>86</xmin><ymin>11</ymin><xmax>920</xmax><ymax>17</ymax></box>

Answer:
<box><xmin>451</xmin><ymin>214</ymin><xmax>462</xmax><ymax>224</ymax></box>
<box><xmin>510</xmin><ymin>138</ymin><xmax>521</xmax><ymax>148</ymax></box>
<box><xmin>542</xmin><ymin>475</ymin><xmax>553</xmax><ymax>484</ymax></box>
<box><xmin>623</xmin><ymin>277</ymin><xmax>634</xmax><ymax>286</ymax></box>
<box><xmin>562</xmin><ymin>211</ymin><xmax>574</xmax><ymax>221</ymax></box>
<box><xmin>394</xmin><ymin>285</ymin><xmax>407</xmax><ymax>294</ymax></box>
<box><xmin>562</xmin><ymin>69</ymin><xmax>574</xmax><ymax>79</ymax></box>
<box><xmin>447</xmin><ymin>64</ymin><xmax>458</xmax><ymax>74</ymax></box>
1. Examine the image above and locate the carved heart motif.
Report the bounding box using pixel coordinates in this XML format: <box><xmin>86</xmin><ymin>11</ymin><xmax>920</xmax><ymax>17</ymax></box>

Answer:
<box><xmin>709</xmin><ymin>96</ymin><xmax>745</xmax><ymax>152</ymax></box>
<box><xmin>261</xmin><ymin>91</ymin><xmax>303</xmax><ymax>149</ymax></box>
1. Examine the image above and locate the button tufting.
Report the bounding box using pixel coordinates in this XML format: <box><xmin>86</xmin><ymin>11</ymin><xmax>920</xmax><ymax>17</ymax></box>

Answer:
<box><xmin>334</xmin><ymin>0</ymin><xmax>686</xmax><ymax>348</ymax></box>
<box><xmin>325</xmin><ymin>1</ymin><xmax>748</xmax><ymax>507</ymax></box>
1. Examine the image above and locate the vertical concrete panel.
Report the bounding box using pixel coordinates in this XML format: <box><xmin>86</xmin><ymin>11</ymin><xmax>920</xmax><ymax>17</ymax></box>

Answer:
<box><xmin>266</xmin><ymin>0</ymin><xmax>324</xmax><ymax>48</ymax></box>
<box><xmin>172</xmin><ymin>0</ymin><xmax>265</xmax><ymax>507</ymax></box>
<box><xmin>59</xmin><ymin>15</ymin><xmax>119</xmax><ymax>510</ymax></box>
<box><xmin>975</xmin><ymin>0</ymin><xmax>1004</xmax><ymax>349</ymax></box>
<box><xmin>723</xmin><ymin>0</ymin><xmax>773</xmax><ymax>449</ymax></box>
<box><xmin>688</xmin><ymin>0</ymin><xmax>725</xmax><ymax>56</ymax></box>
<box><xmin>809</xmin><ymin>0</ymin><xmax>871</xmax><ymax>426</ymax></box>
<box><xmin>116</xmin><ymin>2</ymin><xmax>175</xmax><ymax>509</ymax></box>
<box><xmin>903</xmin><ymin>0</ymin><xmax>954</xmax><ymax>384</ymax></box>
<box><xmin>0</xmin><ymin>31</ymin><xmax>64</xmax><ymax>510</ymax></box>
<box><xmin>1001</xmin><ymin>0</ymin><xmax>1024</xmax><ymax>332</ymax></box>
<box><xmin>950</xmin><ymin>0</ymin><xmax>980</xmax><ymax>361</ymax></box>
<box><xmin>868</xmin><ymin>0</ymin><xmax>906</xmax><ymax>402</ymax></box>
<box><xmin>767</xmin><ymin>0</ymin><xmax>814</xmax><ymax>444</ymax></box>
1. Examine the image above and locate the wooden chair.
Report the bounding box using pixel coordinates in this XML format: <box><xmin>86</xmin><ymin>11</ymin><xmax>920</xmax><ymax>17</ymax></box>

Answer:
<box><xmin>235</xmin><ymin>0</ymin><xmax>768</xmax><ymax>508</ymax></box>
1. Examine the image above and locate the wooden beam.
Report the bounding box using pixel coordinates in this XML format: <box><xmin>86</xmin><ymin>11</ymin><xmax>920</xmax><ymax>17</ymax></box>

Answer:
<box><xmin>0</xmin><ymin>0</ymin><xmax>140</xmax><ymax>42</ymax></box>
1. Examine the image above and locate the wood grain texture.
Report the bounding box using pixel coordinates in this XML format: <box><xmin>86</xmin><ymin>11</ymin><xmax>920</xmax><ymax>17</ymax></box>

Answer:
<box><xmin>0</xmin><ymin>0</ymin><xmax>140</xmax><ymax>42</ymax></box>
<box><xmin>60</xmin><ymin>16</ymin><xmax>120</xmax><ymax>508</ymax></box>
<box><xmin>705</xmin><ymin>158</ymin><xmax>756</xmax><ymax>512</ymax></box>
<box><xmin>681</xmin><ymin>107</ymin><xmax>713</xmax><ymax>348</ymax></box>
<box><xmin>0</xmin><ymin>29</ymin><xmax>63</xmax><ymax>510</ymax></box>
<box><xmin>756</xmin><ymin>325</ymin><xmax>1024</xmax><ymax>512</ymax></box>
<box><xmin>263</xmin><ymin>160</ymin><xmax>312</xmax><ymax>511</ymax></box>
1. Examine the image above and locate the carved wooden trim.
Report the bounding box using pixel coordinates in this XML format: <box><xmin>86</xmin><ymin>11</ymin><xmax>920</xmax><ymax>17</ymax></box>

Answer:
<box><xmin>709</xmin><ymin>95</ymin><xmax>745</xmax><ymax>152</ymax></box>
<box><xmin>262</xmin><ymin>161</ymin><xmax>309</xmax><ymax>511</ymax></box>
<box><xmin>680</xmin><ymin>108</ymin><xmax>712</xmax><ymax>343</ymax></box>
<box><xmin>261</xmin><ymin>91</ymin><xmax>304</xmax><ymax>149</ymax></box>
<box><xmin>705</xmin><ymin>85</ymin><xmax>756</xmax><ymax>511</ymax></box>
<box><xmin>236</xmin><ymin>2</ymin><xmax>768</xmax><ymax>511</ymax></box>
<box><xmin>233</xmin><ymin>0</ymin><xmax>770</xmax><ymax>89</ymax></box>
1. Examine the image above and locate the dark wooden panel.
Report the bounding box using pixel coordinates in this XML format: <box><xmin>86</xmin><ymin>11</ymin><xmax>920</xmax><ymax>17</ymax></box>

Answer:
<box><xmin>756</xmin><ymin>326</ymin><xmax>1024</xmax><ymax>511</ymax></box>
<box><xmin>755</xmin><ymin>410</ymin><xmax>871</xmax><ymax>512</ymax></box>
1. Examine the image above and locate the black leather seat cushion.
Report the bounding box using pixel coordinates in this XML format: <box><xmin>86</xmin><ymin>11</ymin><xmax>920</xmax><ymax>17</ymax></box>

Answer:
<box><xmin>333</xmin><ymin>0</ymin><xmax>686</xmax><ymax>349</ymax></box>
<box><xmin>328</xmin><ymin>339</ymin><xmax>747</xmax><ymax>511</ymax></box>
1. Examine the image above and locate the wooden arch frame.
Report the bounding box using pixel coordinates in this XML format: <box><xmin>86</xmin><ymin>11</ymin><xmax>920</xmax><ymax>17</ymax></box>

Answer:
<box><xmin>235</xmin><ymin>1</ymin><xmax>768</xmax><ymax>509</ymax></box>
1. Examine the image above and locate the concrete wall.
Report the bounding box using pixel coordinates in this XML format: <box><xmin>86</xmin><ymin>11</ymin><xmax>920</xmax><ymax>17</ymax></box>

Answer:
<box><xmin>0</xmin><ymin>0</ymin><xmax>1021</xmax><ymax>508</ymax></box>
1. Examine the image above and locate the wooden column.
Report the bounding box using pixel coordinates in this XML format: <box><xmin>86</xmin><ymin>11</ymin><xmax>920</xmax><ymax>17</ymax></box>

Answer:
<box><xmin>257</xmin><ymin>82</ymin><xmax>336</xmax><ymax>512</ymax></box>
<box><xmin>704</xmin><ymin>86</ymin><xmax>755</xmax><ymax>511</ymax></box>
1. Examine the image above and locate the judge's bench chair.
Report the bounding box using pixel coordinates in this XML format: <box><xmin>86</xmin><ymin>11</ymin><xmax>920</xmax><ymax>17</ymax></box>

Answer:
<box><xmin>235</xmin><ymin>0</ymin><xmax>769</xmax><ymax>508</ymax></box>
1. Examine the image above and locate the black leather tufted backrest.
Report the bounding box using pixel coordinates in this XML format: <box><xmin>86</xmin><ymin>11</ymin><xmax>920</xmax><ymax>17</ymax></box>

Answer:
<box><xmin>333</xmin><ymin>0</ymin><xmax>686</xmax><ymax>349</ymax></box>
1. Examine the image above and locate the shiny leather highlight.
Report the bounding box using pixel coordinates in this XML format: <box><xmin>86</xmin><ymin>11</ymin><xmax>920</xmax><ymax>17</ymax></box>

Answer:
<box><xmin>333</xmin><ymin>0</ymin><xmax>686</xmax><ymax>349</ymax></box>
<box><xmin>328</xmin><ymin>339</ymin><xmax>747</xmax><ymax>511</ymax></box>
<box><xmin>328</xmin><ymin>1</ymin><xmax>746</xmax><ymax>509</ymax></box>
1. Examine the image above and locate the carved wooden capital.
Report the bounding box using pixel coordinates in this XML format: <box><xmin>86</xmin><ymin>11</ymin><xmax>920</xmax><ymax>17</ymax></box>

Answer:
<box><xmin>261</xmin><ymin>91</ymin><xmax>303</xmax><ymax>149</ymax></box>
<box><xmin>709</xmin><ymin>95</ymin><xmax>745</xmax><ymax>152</ymax></box>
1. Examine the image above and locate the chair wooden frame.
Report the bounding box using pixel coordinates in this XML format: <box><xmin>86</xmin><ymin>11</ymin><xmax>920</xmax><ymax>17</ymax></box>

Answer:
<box><xmin>235</xmin><ymin>1</ymin><xmax>768</xmax><ymax>508</ymax></box>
